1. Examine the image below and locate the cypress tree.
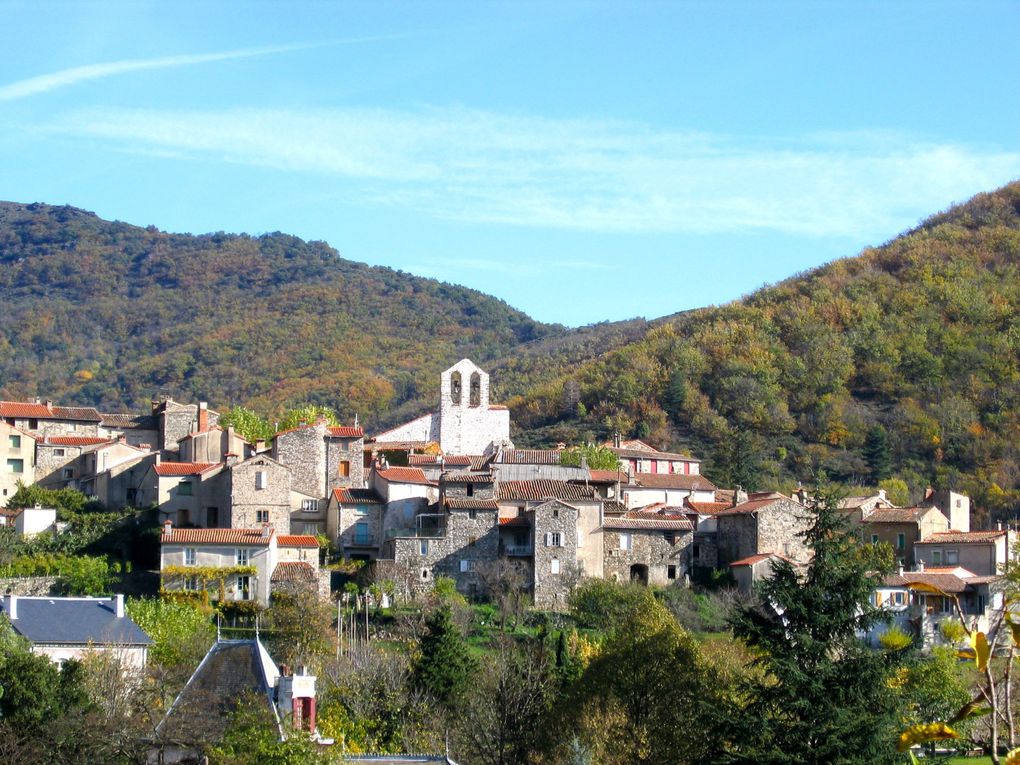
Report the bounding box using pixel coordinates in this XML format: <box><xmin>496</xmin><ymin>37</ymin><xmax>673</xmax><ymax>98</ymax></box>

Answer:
<box><xmin>412</xmin><ymin>604</ymin><xmax>475</xmax><ymax>710</ymax></box>
<box><xmin>864</xmin><ymin>425</ymin><xmax>892</xmax><ymax>482</ymax></box>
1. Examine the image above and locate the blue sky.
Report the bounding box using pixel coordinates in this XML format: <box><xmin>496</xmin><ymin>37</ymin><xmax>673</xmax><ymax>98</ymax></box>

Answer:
<box><xmin>1</xmin><ymin>1</ymin><xmax>1018</xmax><ymax>326</ymax></box>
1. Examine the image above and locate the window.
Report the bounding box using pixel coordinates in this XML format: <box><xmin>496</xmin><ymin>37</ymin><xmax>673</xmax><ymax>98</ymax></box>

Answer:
<box><xmin>946</xmin><ymin>549</ymin><xmax>959</xmax><ymax>565</ymax></box>
<box><xmin>236</xmin><ymin>576</ymin><xmax>252</xmax><ymax>600</ymax></box>
<box><xmin>545</xmin><ymin>532</ymin><xmax>562</xmax><ymax>547</ymax></box>
<box><xmin>871</xmin><ymin>534</ymin><xmax>879</xmax><ymax>545</ymax></box>
<box><xmin>206</xmin><ymin>507</ymin><xmax>218</xmax><ymax>527</ymax></box>
<box><xmin>956</xmin><ymin>498</ymin><xmax>962</xmax><ymax>508</ymax></box>
<box><xmin>184</xmin><ymin>547</ymin><xmax>196</xmax><ymax>566</ymax></box>
<box><xmin>577</xmin><ymin>529</ymin><xmax>585</xmax><ymax>548</ymax></box>
<box><xmin>892</xmin><ymin>591</ymin><xmax>905</xmax><ymax>606</ymax></box>
<box><xmin>354</xmin><ymin>504</ymin><xmax>368</xmax><ymax>516</ymax></box>
<box><xmin>8</xmin><ymin>435</ymin><xmax>20</xmax><ymax>449</ymax></box>
<box><xmin>420</xmin><ymin>539</ymin><xmax>429</xmax><ymax>556</ymax></box>
<box><xmin>236</xmin><ymin>548</ymin><xmax>250</xmax><ymax>566</ymax></box>
<box><xmin>301</xmin><ymin>499</ymin><xmax>317</xmax><ymax>513</ymax></box>
<box><xmin>255</xmin><ymin>471</ymin><xmax>268</xmax><ymax>489</ymax></box>
<box><xmin>896</xmin><ymin>533</ymin><xmax>905</xmax><ymax>550</ymax></box>
<box><xmin>551</xmin><ymin>558</ymin><xmax>560</xmax><ymax>574</ymax></box>
<box><xmin>184</xmin><ymin>576</ymin><xmax>199</xmax><ymax>591</ymax></box>
<box><xmin>693</xmin><ymin>543</ymin><xmax>700</xmax><ymax>560</ymax></box>
<box><xmin>62</xmin><ymin>467</ymin><xmax>74</xmax><ymax>479</ymax></box>
<box><xmin>620</xmin><ymin>533</ymin><xmax>632</xmax><ymax>551</ymax></box>
<box><xmin>7</xmin><ymin>459</ymin><xmax>24</xmax><ymax>473</ymax></box>
<box><xmin>552</xmin><ymin>508</ymin><xmax>559</xmax><ymax>519</ymax></box>
<box><xmin>53</xmin><ymin>448</ymin><xmax>65</xmax><ymax>457</ymax></box>
<box><xmin>178</xmin><ymin>481</ymin><xmax>193</xmax><ymax>496</ymax></box>
<box><xmin>256</xmin><ymin>510</ymin><xmax>269</xmax><ymax>524</ymax></box>
<box><xmin>421</xmin><ymin>568</ymin><xmax>430</xmax><ymax>580</ymax></box>
<box><xmin>468</xmin><ymin>507</ymin><xmax>477</xmax><ymax>520</ymax></box>
<box><xmin>667</xmin><ymin>565</ymin><xmax>677</xmax><ymax>580</ymax></box>
<box><xmin>28</xmin><ymin>419</ymin><xmax>37</xmax><ymax>430</ymax></box>
<box><xmin>459</xmin><ymin>559</ymin><xmax>473</xmax><ymax>572</ymax></box>
<box><xmin>466</xmin><ymin>483</ymin><xmax>474</xmax><ymax>497</ymax></box>
<box><xmin>338</xmin><ymin>461</ymin><xmax>350</xmax><ymax>478</ymax></box>
<box><xmin>932</xmin><ymin>550</ymin><xmax>942</xmax><ymax>565</ymax></box>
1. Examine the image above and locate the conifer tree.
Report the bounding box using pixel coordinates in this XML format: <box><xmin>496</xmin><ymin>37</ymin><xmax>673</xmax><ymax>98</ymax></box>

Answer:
<box><xmin>864</xmin><ymin>425</ymin><xmax>892</xmax><ymax>482</ymax></box>
<box><xmin>412</xmin><ymin>604</ymin><xmax>476</xmax><ymax>711</ymax></box>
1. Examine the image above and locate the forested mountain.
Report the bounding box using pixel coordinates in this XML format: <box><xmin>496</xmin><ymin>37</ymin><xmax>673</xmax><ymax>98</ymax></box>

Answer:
<box><xmin>505</xmin><ymin>182</ymin><xmax>1020</xmax><ymax>518</ymax></box>
<box><xmin>0</xmin><ymin>201</ymin><xmax>585</xmax><ymax>423</ymax></box>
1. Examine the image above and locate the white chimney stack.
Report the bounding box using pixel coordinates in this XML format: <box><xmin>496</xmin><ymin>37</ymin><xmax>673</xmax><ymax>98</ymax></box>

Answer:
<box><xmin>115</xmin><ymin>593</ymin><xmax>125</xmax><ymax>618</ymax></box>
<box><xmin>6</xmin><ymin>594</ymin><xmax>17</xmax><ymax>620</ymax></box>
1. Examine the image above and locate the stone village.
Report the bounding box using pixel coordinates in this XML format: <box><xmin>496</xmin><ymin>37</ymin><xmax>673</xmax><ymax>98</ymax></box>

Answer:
<box><xmin>1</xmin><ymin>359</ymin><xmax>1010</xmax><ymax>647</ymax></box>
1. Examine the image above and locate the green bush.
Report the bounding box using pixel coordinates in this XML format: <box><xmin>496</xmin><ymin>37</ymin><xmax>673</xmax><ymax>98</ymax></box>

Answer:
<box><xmin>568</xmin><ymin>579</ymin><xmax>653</xmax><ymax>631</ymax></box>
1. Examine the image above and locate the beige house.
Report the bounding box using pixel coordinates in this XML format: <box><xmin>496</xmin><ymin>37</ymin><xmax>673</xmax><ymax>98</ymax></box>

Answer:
<box><xmin>1</xmin><ymin>421</ymin><xmax>35</xmax><ymax>501</ymax></box>
<box><xmin>138</xmin><ymin>459</ymin><xmax>224</xmax><ymax>526</ymax></box>
<box><xmin>160</xmin><ymin>524</ymin><xmax>278</xmax><ymax>605</ymax></box>
<box><xmin>914</xmin><ymin>529</ymin><xmax>1014</xmax><ymax>576</ymax></box>
<box><xmin>861</xmin><ymin>506</ymin><xmax>950</xmax><ymax>566</ymax></box>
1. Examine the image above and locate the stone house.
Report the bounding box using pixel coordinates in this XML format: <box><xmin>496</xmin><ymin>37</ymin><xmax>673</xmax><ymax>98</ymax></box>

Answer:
<box><xmin>914</xmin><ymin>529</ymin><xmax>1014</xmax><ymax>576</ymax></box>
<box><xmin>605</xmin><ymin>437</ymin><xmax>701</xmax><ymax>476</ymax></box>
<box><xmin>371</xmin><ymin>359</ymin><xmax>513</xmax><ymax>456</ymax></box>
<box><xmin>409</xmin><ymin>453</ymin><xmax>474</xmax><ymax>481</ymax></box>
<box><xmin>151</xmin><ymin>398</ymin><xmax>219</xmax><ymax>456</ymax></box>
<box><xmin>602</xmin><ymin>513</ymin><xmax>693</xmax><ymax>586</ymax></box>
<box><xmin>714</xmin><ymin>492</ymin><xmax>812</xmax><ymax>570</ymax></box>
<box><xmin>97</xmin><ymin>411</ymin><xmax>160</xmax><ymax>449</ymax></box>
<box><xmin>1</xmin><ymin>421</ymin><xmax>36</xmax><ymax>501</ymax></box>
<box><xmin>137</xmin><ymin>458</ymin><xmax>224</xmax><ymax>527</ymax></box>
<box><xmin>220</xmin><ymin>454</ymin><xmax>293</xmax><ymax>531</ymax></box>
<box><xmin>328</xmin><ymin>487</ymin><xmax>386</xmax><ymax>560</ymax></box>
<box><xmin>729</xmin><ymin>552</ymin><xmax>799</xmax><ymax>593</ymax></box>
<box><xmin>860</xmin><ymin>506</ymin><xmax>950</xmax><ymax>567</ymax></box>
<box><xmin>79</xmin><ymin>447</ymin><xmax>156</xmax><ymax>509</ymax></box>
<box><xmin>921</xmin><ymin>488</ymin><xmax>972</xmax><ymax>533</ymax></box>
<box><xmin>34</xmin><ymin>435</ymin><xmax>113</xmax><ymax>489</ymax></box>
<box><xmin>178</xmin><ymin>425</ymin><xmax>250</xmax><ymax>464</ymax></box>
<box><xmin>1</xmin><ymin>594</ymin><xmax>152</xmax><ymax>670</ymax></box>
<box><xmin>0</xmin><ymin>399</ymin><xmax>103</xmax><ymax>438</ymax></box>
<box><xmin>372</xmin><ymin>465</ymin><xmax>439</xmax><ymax>538</ymax></box>
<box><xmin>531</xmin><ymin>499</ymin><xmax>582</xmax><ymax>609</ymax></box>
<box><xmin>837</xmin><ymin>489</ymin><xmax>895</xmax><ymax>525</ymax></box>
<box><xmin>272</xmin><ymin>421</ymin><xmax>365</xmax><ymax>501</ymax></box>
<box><xmin>484</xmin><ymin>447</ymin><xmax>587</xmax><ymax>483</ymax></box>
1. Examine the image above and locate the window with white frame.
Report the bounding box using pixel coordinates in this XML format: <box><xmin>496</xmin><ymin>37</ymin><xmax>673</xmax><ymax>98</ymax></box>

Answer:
<box><xmin>420</xmin><ymin>539</ymin><xmax>429</xmax><ymax>556</ymax></box>
<box><xmin>236</xmin><ymin>548</ymin><xmax>250</xmax><ymax>566</ymax></box>
<box><xmin>255</xmin><ymin>471</ymin><xmax>268</xmax><ymax>489</ymax></box>
<box><xmin>301</xmin><ymin>499</ymin><xmax>317</xmax><ymax>513</ymax></box>
<box><xmin>236</xmin><ymin>575</ymin><xmax>252</xmax><ymax>599</ymax></box>
<box><xmin>53</xmin><ymin>448</ymin><xmax>65</xmax><ymax>457</ymax></box>
<box><xmin>256</xmin><ymin>510</ymin><xmax>269</xmax><ymax>524</ymax></box>
<box><xmin>545</xmin><ymin>532</ymin><xmax>562</xmax><ymax>547</ymax></box>
<box><xmin>184</xmin><ymin>576</ymin><xmax>199</xmax><ymax>591</ymax></box>
<box><xmin>184</xmin><ymin>547</ymin><xmax>196</xmax><ymax>566</ymax></box>
<box><xmin>459</xmin><ymin>559</ymin><xmax>473</xmax><ymax>572</ymax></box>
<box><xmin>551</xmin><ymin>557</ymin><xmax>560</xmax><ymax>574</ymax></box>
<box><xmin>620</xmin><ymin>533</ymin><xmax>632</xmax><ymax>551</ymax></box>
<box><xmin>946</xmin><ymin>549</ymin><xmax>959</xmax><ymax>565</ymax></box>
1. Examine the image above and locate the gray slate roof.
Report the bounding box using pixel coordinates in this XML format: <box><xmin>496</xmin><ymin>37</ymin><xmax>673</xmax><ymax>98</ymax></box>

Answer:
<box><xmin>1</xmin><ymin>596</ymin><xmax>153</xmax><ymax>646</ymax></box>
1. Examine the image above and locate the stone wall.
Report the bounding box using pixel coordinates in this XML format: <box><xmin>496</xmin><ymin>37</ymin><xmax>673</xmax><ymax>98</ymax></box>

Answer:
<box><xmin>716</xmin><ymin>513</ymin><xmax>758</xmax><ymax>567</ymax></box>
<box><xmin>0</xmin><ymin>576</ymin><xmax>60</xmax><ymax>596</ymax></box>
<box><xmin>756</xmin><ymin>499</ymin><xmax>812</xmax><ymax>562</ymax></box>
<box><xmin>532</xmin><ymin>500</ymin><xmax>579</xmax><ymax>610</ymax></box>
<box><xmin>160</xmin><ymin>403</ymin><xmax>197</xmax><ymax>454</ymax></box>
<box><xmin>34</xmin><ymin>443</ymin><xmax>83</xmax><ymax>485</ymax></box>
<box><xmin>274</xmin><ymin>423</ymin><xmax>326</xmax><ymax>499</ymax></box>
<box><xmin>229</xmin><ymin>457</ymin><xmax>292</xmax><ymax>532</ymax></box>
<box><xmin>326</xmin><ymin>436</ymin><xmax>365</xmax><ymax>493</ymax></box>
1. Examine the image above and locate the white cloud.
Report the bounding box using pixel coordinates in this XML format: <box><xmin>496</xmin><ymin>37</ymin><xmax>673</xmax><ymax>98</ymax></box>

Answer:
<box><xmin>52</xmin><ymin>106</ymin><xmax>1020</xmax><ymax>238</ymax></box>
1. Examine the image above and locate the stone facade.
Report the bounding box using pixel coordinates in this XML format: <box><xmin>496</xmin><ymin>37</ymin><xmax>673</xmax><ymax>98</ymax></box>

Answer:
<box><xmin>34</xmin><ymin>442</ymin><xmax>84</xmax><ymax>487</ymax></box>
<box><xmin>274</xmin><ymin>422</ymin><xmax>328</xmax><ymax>499</ymax></box>
<box><xmin>532</xmin><ymin>500</ymin><xmax>580</xmax><ymax>609</ymax></box>
<box><xmin>715</xmin><ymin>496</ymin><xmax>811</xmax><ymax>568</ymax></box>
<box><xmin>154</xmin><ymin>399</ymin><xmax>216</xmax><ymax>455</ymax></box>
<box><xmin>0</xmin><ymin>576</ymin><xmax>60</xmax><ymax>596</ymax></box>
<box><xmin>226</xmin><ymin>456</ymin><xmax>292</xmax><ymax>532</ymax></box>
<box><xmin>325</xmin><ymin>433</ymin><xmax>364</xmax><ymax>493</ymax></box>
<box><xmin>602</xmin><ymin>523</ymin><xmax>691</xmax><ymax>586</ymax></box>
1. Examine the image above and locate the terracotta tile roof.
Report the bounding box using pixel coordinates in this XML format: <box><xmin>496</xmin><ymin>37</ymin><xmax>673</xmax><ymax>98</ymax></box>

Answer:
<box><xmin>277</xmin><ymin>534</ymin><xmax>319</xmax><ymax>548</ymax></box>
<box><xmin>50</xmin><ymin>406</ymin><xmax>102</xmax><ymax>422</ymax></box>
<box><xmin>493</xmin><ymin>449</ymin><xmax>564</xmax><ymax>465</ymax></box>
<box><xmin>714</xmin><ymin>493</ymin><xmax>795</xmax><ymax>516</ymax></box>
<box><xmin>444</xmin><ymin>455</ymin><xmax>474</xmax><ymax>467</ymax></box>
<box><xmin>161</xmin><ymin>527</ymin><xmax>273</xmax><ymax>545</ymax></box>
<box><xmin>498</xmin><ymin>516</ymin><xmax>531</xmax><ymax>527</ymax></box>
<box><xmin>838</xmin><ymin>494</ymin><xmax>891</xmax><ymax>510</ymax></box>
<box><xmin>445</xmin><ymin>497</ymin><xmax>499</xmax><ymax>511</ymax></box>
<box><xmin>685</xmin><ymin>501</ymin><xmax>730</xmax><ymax>515</ymax></box>
<box><xmin>730</xmin><ymin>552</ymin><xmax>798</xmax><ymax>567</ymax></box>
<box><xmin>864</xmin><ymin>507</ymin><xmax>937</xmax><ymax>524</ymax></box>
<box><xmin>100</xmin><ymin>412</ymin><xmax>158</xmax><ymax>430</ymax></box>
<box><xmin>469</xmin><ymin>456</ymin><xmax>489</xmax><ymax>470</ymax></box>
<box><xmin>271</xmin><ymin>561</ymin><xmax>317</xmax><ymax>583</ymax></box>
<box><xmin>43</xmin><ymin>436</ymin><xmax>112</xmax><ymax>447</ymax></box>
<box><xmin>408</xmin><ymin>454</ymin><xmax>441</xmax><ymax>466</ymax></box>
<box><xmin>332</xmin><ymin>487</ymin><xmax>383</xmax><ymax>504</ymax></box>
<box><xmin>587</xmin><ymin>469</ymin><xmax>628</xmax><ymax>483</ymax></box>
<box><xmin>608</xmin><ymin>445</ymin><xmax>700</xmax><ymax>462</ymax></box>
<box><xmin>327</xmin><ymin>426</ymin><xmax>364</xmax><ymax>438</ymax></box>
<box><xmin>916</xmin><ymin>530</ymin><xmax>1007</xmax><ymax>544</ymax></box>
<box><xmin>883</xmin><ymin>571</ymin><xmax>973</xmax><ymax>593</ymax></box>
<box><xmin>441</xmin><ymin>470</ymin><xmax>494</xmax><ymax>483</ymax></box>
<box><xmin>0</xmin><ymin>401</ymin><xmax>53</xmax><ymax>418</ymax></box>
<box><xmin>154</xmin><ymin>461</ymin><xmax>220</xmax><ymax>476</ymax></box>
<box><xmin>496</xmin><ymin>479</ymin><xmax>599</xmax><ymax>503</ymax></box>
<box><xmin>630</xmin><ymin>473</ymin><xmax>717</xmax><ymax>491</ymax></box>
<box><xmin>376</xmin><ymin>466</ymin><xmax>434</xmax><ymax>486</ymax></box>
<box><xmin>602</xmin><ymin>500</ymin><xmax>628</xmax><ymax>514</ymax></box>
<box><xmin>603</xmin><ymin>516</ymin><xmax>693</xmax><ymax>531</ymax></box>
<box><xmin>368</xmin><ymin>440</ymin><xmax>431</xmax><ymax>451</ymax></box>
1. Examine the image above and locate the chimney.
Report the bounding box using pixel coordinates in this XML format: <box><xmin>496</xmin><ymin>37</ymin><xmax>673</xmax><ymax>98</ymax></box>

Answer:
<box><xmin>917</xmin><ymin>560</ymin><xmax>925</xmax><ymax>572</ymax></box>
<box><xmin>732</xmin><ymin>486</ymin><xmax>748</xmax><ymax>507</ymax></box>
<box><xmin>6</xmin><ymin>594</ymin><xmax>16</xmax><ymax>620</ymax></box>
<box><xmin>155</xmin><ymin>453</ymin><xmax>162</xmax><ymax>466</ymax></box>
<box><xmin>613</xmin><ymin>432</ymin><xmax>621</xmax><ymax>448</ymax></box>
<box><xmin>163</xmin><ymin>519</ymin><xmax>172</xmax><ymax>536</ymax></box>
<box><xmin>897</xmin><ymin>563</ymin><xmax>904</xmax><ymax>576</ymax></box>
<box><xmin>198</xmin><ymin>402</ymin><xmax>209</xmax><ymax>433</ymax></box>
<box><xmin>115</xmin><ymin>593</ymin><xmax>124</xmax><ymax>618</ymax></box>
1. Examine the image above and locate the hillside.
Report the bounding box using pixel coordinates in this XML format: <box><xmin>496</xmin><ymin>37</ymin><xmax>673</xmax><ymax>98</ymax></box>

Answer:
<box><xmin>506</xmin><ymin>182</ymin><xmax>1020</xmax><ymax>518</ymax></box>
<box><xmin>0</xmin><ymin>201</ymin><xmax>576</xmax><ymax>423</ymax></box>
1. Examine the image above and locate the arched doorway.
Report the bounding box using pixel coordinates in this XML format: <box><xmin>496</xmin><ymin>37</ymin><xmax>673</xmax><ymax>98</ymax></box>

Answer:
<box><xmin>630</xmin><ymin>564</ymin><xmax>649</xmax><ymax>585</ymax></box>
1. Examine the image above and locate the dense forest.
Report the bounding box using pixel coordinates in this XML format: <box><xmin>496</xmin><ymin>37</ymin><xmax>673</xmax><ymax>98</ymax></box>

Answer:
<box><xmin>2</xmin><ymin>183</ymin><xmax>1020</xmax><ymax>515</ymax></box>
<box><xmin>504</xmin><ymin>183</ymin><xmax>1020</xmax><ymax>518</ymax></box>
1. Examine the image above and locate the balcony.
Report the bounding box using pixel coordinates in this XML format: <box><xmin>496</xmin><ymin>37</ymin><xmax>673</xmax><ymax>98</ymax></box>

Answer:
<box><xmin>503</xmin><ymin>544</ymin><xmax>533</xmax><ymax>557</ymax></box>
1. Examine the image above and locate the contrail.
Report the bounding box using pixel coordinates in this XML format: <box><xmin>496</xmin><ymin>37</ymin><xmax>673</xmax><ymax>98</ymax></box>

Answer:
<box><xmin>0</xmin><ymin>36</ymin><xmax>402</xmax><ymax>102</ymax></box>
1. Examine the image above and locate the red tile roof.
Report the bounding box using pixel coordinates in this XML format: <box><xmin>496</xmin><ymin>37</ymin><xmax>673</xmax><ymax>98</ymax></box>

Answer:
<box><xmin>493</xmin><ymin>449</ymin><xmax>564</xmax><ymax>465</ymax></box>
<box><xmin>882</xmin><ymin>571</ymin><xmax>974</xmax><ymax>593</ymax></box>
<box><xmin>603</xmin><ymin>516</ymin><xmax>693</xmax><ymax>531</ymax></box>
<box><xmin>408</xmin><ymin>454</ymin><xmax>441</xmax><ymax>466</ymax></box>
<box><xmin>630</xmin><ymin>473</ymin><xmax>717</xmax><ymax>491</ymax></box>
<box><xmin>498</xmin><ymin>516</ymin><xmax>531</xmax><ymax>527</ymax></box>
<box><xmin>864</xmin><ymin>507</ymin><xmax>941</xmax><ymax>524</ymax></box>
<box><xmin>0</xmin><ymin>401</ymin><xmax>101</xmax><ymax>421</ymax></box>
<box><xmin>368</xmin><ymin>440</ymin><xmax>431</xmax><ymax>451</ymax></box>
<box><xmin>332</xmin><ymin>487</ymin><xmax>383</xmax><ymax>504</ymax></box>
<box><xmin>43</xmin><ymin>436</ymin><xmax>112</xmax><ymax>447</ymax></box>
<box><xmin>608</xmin><ymin>445</ymin><xmax>700</xmax><ymax>462</ymax></box>
<box><xmin>51</xmin><ymin>406</ymin><xmax>102</xmax><ymax>421</ymax></box>
<box><xmin>445</xmin><ymin>497</ymin><xmax>499</xmax><ymax>511</ymax></box>
<box><xmin>154</xmin><ymin>462</ymin><xmax>220</xmax><ymax>477</ymax></box>
<box><xmin>714</xmin><ymin>493</ymin><xmax>796</xmax><ymax>516</ymax></box>
<box><xmin>327</xmin><ymin>426</ymin><xmax>364</xmax><ymax>438</ymax></box>
<box><xmin>376</xmin><ymin>466</ymin><xmax>434</xmax><ymax>485</ymax></box>
<box><xmin>729</xmin><ymin>552</ymin><xmax>798</xmax><ymax>567</ymax></box>
<box><xmin>587</xmin><ymin>469</ymin><xmax>628</xmax><ymax>483</ymax></box>
<box><xmin>161</xmin><ymin>527</ymin><xmax>273</xmax><ymax>545</ymax></box>
<box><xmin>916</xmin><ymin>530</ymin><xmax>1007</xmax><ymax>544</ymax></box>
<box><xmin>685</xmin><ymin>501</ymin><xmax>731</xmax><ymax>515</ymax></box>
<box><xmin>271</xmin><ymin>561</ymin><xmax>317</xmax><ymax>582</ymax></box>
<box><xmin>0</xmin><ymin>401</ymin><xmax>52</xmax><ymax>418</ymax></box>
<box><xmin>441</xmin><ymin>470</ymin><xmax>494</xmax><ymax>483</ymax></box>
<box><xmin>496</xmin><ymin>479</ymin><xmax>599</xmax><ymax>503</ymax></box>
<box><xmin>277</xmin><ymin>535</ymin><xmax>320</xmax><ymax>548</ymax></box>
